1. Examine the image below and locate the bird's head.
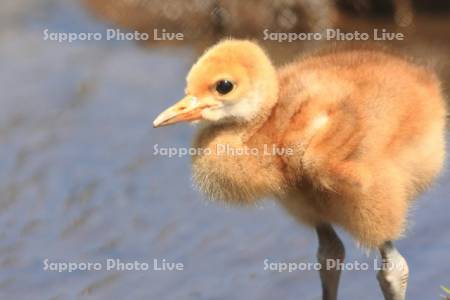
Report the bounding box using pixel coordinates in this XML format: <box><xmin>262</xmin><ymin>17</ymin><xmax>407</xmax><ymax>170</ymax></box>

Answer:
<box><xmin>153</xmin><ymin>40</ymin><xmax>278</xmax><ymax>128</ymax></box>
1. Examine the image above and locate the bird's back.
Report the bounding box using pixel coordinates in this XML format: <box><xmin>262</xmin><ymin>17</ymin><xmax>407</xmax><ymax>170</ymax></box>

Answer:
<box><xmin>277</xmin><ymin>48</ymin><xmax>447</xmax><ymax>199</ymax></box>
<box><xmin>273</xmin><ymin>48</ymin><xmax>446</xmax><ymax>247</ymax></box>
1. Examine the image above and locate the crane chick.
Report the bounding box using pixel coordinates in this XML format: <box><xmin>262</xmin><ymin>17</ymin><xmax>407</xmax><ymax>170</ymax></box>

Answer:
<box><xmin>153</xmin><ymin>39</ymin><xmax>447</xmax><ymax>300</ymax></box>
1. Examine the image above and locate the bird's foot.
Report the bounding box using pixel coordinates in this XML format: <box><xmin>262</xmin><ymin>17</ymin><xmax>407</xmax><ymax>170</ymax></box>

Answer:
<box><xmin>377</xmin><ymin>242</ymin><xmax>409</xmax><ymax>300</ymax></box>
<box><xmin>316</xmin><ymin>224</ymin><xmax>345</xmax><ymax>300</ymax></box>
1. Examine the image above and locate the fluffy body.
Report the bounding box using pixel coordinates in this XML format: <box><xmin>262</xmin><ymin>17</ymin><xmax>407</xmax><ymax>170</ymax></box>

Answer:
<box><xmin>190</xmin><ymin>41</ymin><xmax>446</xmax><ymax>248</ymax></box>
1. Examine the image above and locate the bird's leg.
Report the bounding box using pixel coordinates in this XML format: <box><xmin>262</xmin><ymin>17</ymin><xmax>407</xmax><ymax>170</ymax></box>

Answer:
<box><xmin>377</xmin><ymin>241</ymin><xmax>409</xmax><ymax>300</ymax></box>
<box><xmin>316</xmin><ymin>224</ymin><xmax>345</xmax><ymax>300</ymax></box>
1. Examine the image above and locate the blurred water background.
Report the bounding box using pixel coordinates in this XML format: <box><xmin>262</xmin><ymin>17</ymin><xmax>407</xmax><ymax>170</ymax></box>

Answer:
<box><xmin>0</xmin><ymin>0</ymin><xmax>449</xmax><ymax>299</ymax></box>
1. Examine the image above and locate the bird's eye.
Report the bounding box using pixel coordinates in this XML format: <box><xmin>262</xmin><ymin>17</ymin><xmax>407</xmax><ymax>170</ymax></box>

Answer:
<box><xmin>215</xmin><ymin>80</ymin><xmax>234</xmax><ymax>95</ymax></box>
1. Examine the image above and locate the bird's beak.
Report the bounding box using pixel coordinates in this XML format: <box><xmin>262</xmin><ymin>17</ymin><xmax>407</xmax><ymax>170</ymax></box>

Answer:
<box><xmin>153</xmin><ymin>95</ymin><xmax>219</xmax><ymax>128</ymax></box>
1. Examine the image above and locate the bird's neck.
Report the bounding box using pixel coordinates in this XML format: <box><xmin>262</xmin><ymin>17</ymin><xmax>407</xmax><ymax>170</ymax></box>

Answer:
<box><xmin>239</xmin><ymin>83</ymin><xmax>280</xmax><ymax>142</ymax></box>
<box><xmin>191</xmin><ymin>92</ymin><xmax>286</xmax><ymax>204</ymax></box>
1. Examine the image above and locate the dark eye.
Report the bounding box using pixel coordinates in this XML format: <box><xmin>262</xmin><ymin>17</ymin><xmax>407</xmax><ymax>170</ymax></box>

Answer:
<box><xmin>215</xmin><ymin>80</ymin><xmax>234</xmax><ymax>95</ymax></box>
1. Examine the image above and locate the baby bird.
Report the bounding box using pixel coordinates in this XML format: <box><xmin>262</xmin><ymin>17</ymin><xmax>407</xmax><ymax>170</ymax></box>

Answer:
<box><xmin>153</xmin><ymin>40</ymin><xmax>447</xmax><ymax>300</ymax></box>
